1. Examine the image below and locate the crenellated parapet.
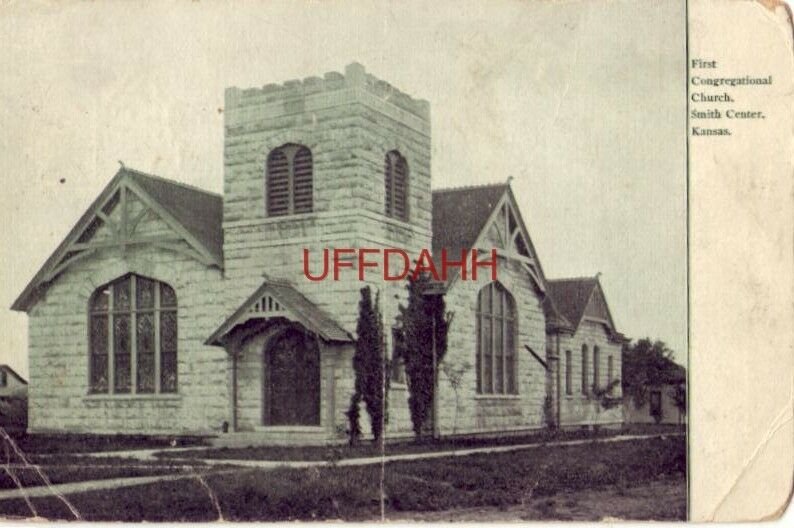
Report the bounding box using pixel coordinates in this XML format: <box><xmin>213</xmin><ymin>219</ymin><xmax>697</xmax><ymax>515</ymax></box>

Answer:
<box><xmin>225</xmin><ymin>62</ymin><xmax>430</xmax><ymax>123</ymax></box>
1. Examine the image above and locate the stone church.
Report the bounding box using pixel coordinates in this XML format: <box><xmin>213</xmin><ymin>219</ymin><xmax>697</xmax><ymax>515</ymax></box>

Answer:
<box><xmin>12</xmin><ymin>63</ymin><xmax>626</xmax><ymax>444</ymax></box>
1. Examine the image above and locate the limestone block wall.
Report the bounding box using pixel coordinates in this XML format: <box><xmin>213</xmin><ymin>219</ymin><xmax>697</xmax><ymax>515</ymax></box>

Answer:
<box><xmin>556</xmin><ymin>321</ymin><xmax>624</xmax><ymax>426</ymax></box>
<box><xmin>26</xmin><ymin>244</ymin><xmax>228</xmax><ymax>434</ymax></box>
<box><xmin>434</xmin><ymin>258</ymin><xmax>549</xmax><ymax>436</ymax></box>
<box><xmin>385</xmin><ymin>385</ymin><xmax>413</xmax><ymax>437</ymax></box>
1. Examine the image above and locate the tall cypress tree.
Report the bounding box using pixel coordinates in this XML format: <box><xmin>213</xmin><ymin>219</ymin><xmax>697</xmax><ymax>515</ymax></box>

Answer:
<box><xmin>353</xmin><ymin>286</ymin><xmax>386</xmax><ymax>442</ymax></box>
<box><xmin>396</xmin><ymin>273</ymin><xmax>449</xmax><ymax>439</ymax></box>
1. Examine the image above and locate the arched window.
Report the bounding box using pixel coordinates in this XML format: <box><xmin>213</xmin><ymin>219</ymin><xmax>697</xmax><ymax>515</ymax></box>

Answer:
<box><xmin>476</xmin><ymin>282</ymin><xmax>516</xmax><ymax>394</ymax></box>
<box><xmin>266</xmin><ymin>144</ymin><xmax>313</xmax><ymax>216</ymax></box>
<box><xmin>384</xmin><ymin>150</ymin><xmax>408</xmax><ymax>221</ymax></box>
<box><xmin>581</xmin><ymin>344</ymin><xmax>589</xmax><ymax>395</ymax></box>
<box><xmin>89</xmin><ymin>274</ymin><xmax>177</xmax><ymax>395</ymax></box>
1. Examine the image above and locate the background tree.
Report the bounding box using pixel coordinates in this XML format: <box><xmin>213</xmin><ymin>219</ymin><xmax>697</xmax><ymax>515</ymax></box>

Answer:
<box><xmin>591</xmin><ymin>378</ymin><xmax>622</xmax><ymax>426</ymax></box>
<box><xmin>352</xmin><ymin>286</ymin><xmax>386</xmax><ymax>443</ymax></box>
<box><xmin>396</xmin><ymin>273</ymin><xmax>451</xmax><ymax>440</ymax></box>
<box><xmin>622</xmin><ymin>338</ymin><xmax>676</xmax><ymax>407</ymax></box>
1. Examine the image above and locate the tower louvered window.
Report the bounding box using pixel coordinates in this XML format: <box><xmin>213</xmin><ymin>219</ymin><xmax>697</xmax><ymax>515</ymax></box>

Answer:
<box><xmin>266</xmin><ymin>144</ymin><xmax>313</xmax><ymax>216</ymax></box>
<box><xmin>385</xmin><ymin>150</ymin><xmax>408</xmax><ymax>221</ymax></box>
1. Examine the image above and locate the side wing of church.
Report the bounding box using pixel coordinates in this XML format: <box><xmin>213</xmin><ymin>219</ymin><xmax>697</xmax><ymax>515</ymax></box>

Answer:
<box><xmin>12</xmin><ymin>63</ymin><xmax>627</xmax><ymax>443</ymax></box>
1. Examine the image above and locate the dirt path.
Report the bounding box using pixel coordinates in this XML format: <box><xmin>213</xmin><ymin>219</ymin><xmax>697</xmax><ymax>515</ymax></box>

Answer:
<box><xmin>0</xmin><ymin>468</ymin><xmax>231</xmax><ymax>501</ymax></box>
<box><xmin>164</xmin><ymin>432</ymin><xmax>684</xmax><ymax>469</ymax></box>
<box><xmin>384</xmin><ymin>479</ymin><xmax>687</xmax><ymax>522</ymax></box>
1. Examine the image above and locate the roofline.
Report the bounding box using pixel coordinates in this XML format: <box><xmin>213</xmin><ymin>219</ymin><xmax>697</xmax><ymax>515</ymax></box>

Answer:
<box><xmin>431</xmin><ymin>182</ymin><xmax>508</xmax><ymax>194</ymax></box>
<box><xmin>11</xmin><ymin>169</ymin><xmax>129</xmax><ymax>312</ymax></box>
<box><xmin>545</xmin><ymin>274</ymin><xmax>625</xmax><ymax>340</ymax></box>
<box><xmin>0</xmin><ymin>365</ymin><xmax>28</xmax><ymax>385</ymax></box>
<box><xmin>123</xmin><ymin>167</ymin><xmax>222</xmax><ymax>198</ymax></box>
<box><xmin>205</xmin><ymin>279</ymin><xmax>352</xmax><ymax>346</ymax></box>
<box><xmin>546</xmin><ymin>276</ymin><xmax>600</xmax><ymax>284</ymax></box>
<box><xmin>11</xmin><ymin>166</ymin><xmax>222</xmax><ymax>312</ymax></box>
<box><xmin>504</xmin><ymin>185</ymin><xmax>551</xmax><ymax>291</ymax></box>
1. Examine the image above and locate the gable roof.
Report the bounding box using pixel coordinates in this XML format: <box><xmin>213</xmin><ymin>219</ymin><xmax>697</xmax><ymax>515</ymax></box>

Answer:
<box><xmin>206</xmin><ymin>278</ymin><xmax>352</xmax><ymax>346</ymax></box>
<box><xmin>546</xmin><ymin>276</ymin><xmax>626</xmax><ymax>340</ymax></box>
<box><xmin>431</xmin><ymin>183</ymin><xmax>509</xmax><ymax>265</ymax></box>
<box><xmin>432</xmin><ymin>182</ymin><xmax>571</xmax><ymax>331</ymax></box>
<box><xmin>546</xmin><ymin>277</ymin><xmax>599</xmax><ymax>330</ymax></box>
<box><xmin>125</xmin><ymin>170</ymin><xmax>223</xmax><ymax>264</ymax></box>
<box><xmin>11</xmin><ymin>167</ymin><xmax>223</xmax><ymax>312</ymax></box>
<box><xmin>0</xmin><ymin>365</ymin><xmax>28</xmax><ymax>385</ymax></box>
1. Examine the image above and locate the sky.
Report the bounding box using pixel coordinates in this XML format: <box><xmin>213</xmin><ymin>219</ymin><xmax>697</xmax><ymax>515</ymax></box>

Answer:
<box><xmin>0</xmin><ymin>0</ymin><xmax>687</xmax><ymax>378</ymax></box>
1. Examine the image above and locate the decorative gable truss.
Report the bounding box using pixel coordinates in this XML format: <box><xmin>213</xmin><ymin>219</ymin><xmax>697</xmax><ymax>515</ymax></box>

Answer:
<box><xmin>474</xmin><ymin>190</ymin><xmax>546</xmax><ymax>292</ymax></box>
<box><xmin>582</xmin><ymin>282</ymin><xmax>620</xmax><ymax>339</ymax></box>
<box><xmin>12</xmin><ymin>171</ymin><xmax>222</xmax><ymax>311</ymax></box>
<box><xmin>54</xmin><ymin>180</ymin><xmax>220</xmax><ymax>278</ymax></box>
<box><xmin>205</xmin><ymin>279</ymin><xmax>351</xmax><ymax>347</ymax></box>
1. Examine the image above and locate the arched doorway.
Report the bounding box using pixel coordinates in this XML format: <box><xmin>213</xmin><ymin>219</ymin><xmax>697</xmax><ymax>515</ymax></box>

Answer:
<box><xmin>263</xmin><ymin>327</ymin><xmax>321</xmax><ymax>426</ymax></box>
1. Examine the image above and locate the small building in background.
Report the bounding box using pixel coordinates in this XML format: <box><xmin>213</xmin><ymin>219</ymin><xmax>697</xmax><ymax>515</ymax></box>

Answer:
<box><xmin>622</xmin><ymin>356</ymin><xmax>686</xmax><ymax>425</ymax></box>
<box><xmin>0</xmin><ymin>365</ymin><xmax>28</xmax><ymax>434</ymax></box>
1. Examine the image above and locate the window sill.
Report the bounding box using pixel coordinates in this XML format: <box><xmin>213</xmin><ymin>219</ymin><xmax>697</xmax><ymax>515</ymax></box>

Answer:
<box><xmin>390</xmin><ymin>383</ymin><xmax>408</xmax><ymax>390</ymax></box>
<box><xmin>260</xmin><ymin>212</ymin><xmax>318</xmax><ymax>224</ymax></box>
<box><xmin>474</xmin><ymin>394</ymin><xmax>521</xmax><ymax>401</ymax></box>
<box><xmin>83</xmin><ymin>393</ymin><xmax>181</xmax><ymax>402</ymax></box>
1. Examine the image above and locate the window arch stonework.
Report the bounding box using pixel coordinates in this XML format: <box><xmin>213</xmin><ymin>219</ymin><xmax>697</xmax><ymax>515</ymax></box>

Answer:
<box><xmin>475</xmin><ymin>282</ymin><xmax>517</xmax><ymax>395</ymax></box>
<box><xmin>88</xmin><ymin>274</ymin><xmax>177</xmax><ymax>395</ymax></box>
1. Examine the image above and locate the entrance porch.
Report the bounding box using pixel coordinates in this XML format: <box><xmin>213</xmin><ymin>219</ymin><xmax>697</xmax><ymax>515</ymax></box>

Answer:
<box><xmin>205</xmin><ymin>279</ymin><xmax>355</xmax><ymax>445</ymax></box>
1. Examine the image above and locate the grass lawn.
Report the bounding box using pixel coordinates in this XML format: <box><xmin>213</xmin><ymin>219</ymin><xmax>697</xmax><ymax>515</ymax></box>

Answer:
<box><xmin>0</xmin><ymin>435</ymin><xmax>686</xmax><ymax>521</ymax></box>
<box><xmin>9</xmin><ymin>433</ymin><xmax>209</xmax><ymax>455</ymax></box>
<box><xmin>0</xmin><ymin>462</ymin><xmax>197</xmax><ymax>491</ymax></box>
<box><xmin>154</xmin><ymin>423</ymin><xmax>684</xmax><ymax>462</ymax></box>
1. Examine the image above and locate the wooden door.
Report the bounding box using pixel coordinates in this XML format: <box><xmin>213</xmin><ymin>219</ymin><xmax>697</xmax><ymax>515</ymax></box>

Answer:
<box><xmin>264</xmin><ymin>328</ymin><xmax>321</xmax><ymax>426</ymax></box>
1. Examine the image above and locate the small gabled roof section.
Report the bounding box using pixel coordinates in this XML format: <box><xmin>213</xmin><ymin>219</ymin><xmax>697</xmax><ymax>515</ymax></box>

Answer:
<box><xmin>432</xmin><ymin>183</ymin><xmax>548</xmax><ymax>288</ymax></box>
<box><xmin>546</xmin><ymin>275</ymin><xmax>627</xmax><ymax>342</ymax></box>
<box><xmin>11</xmin><ymin>167</ymin><xmax>223</xmax><ymax>312</ymax></box>
<box><xmin>126</xmin><ymin>169</ymin><xmax>223</xmax><ymax>264</ymax></box>
<box><xmin>432</xmin><ymin>181</ymin><xmax>567</xmax><ymax>329</ymax></box>
<box><xmin>206</xmin><ymin>277</ymin><xmax>352</xmax><ymax>347</ymax></box>
<box><xmin>0</xmin><ymin>365</ymin><xmax>28</xmax><ymax>385</ymax></box>
<box><xmin>432</xmin><ymin>183</ymin><xmax>509</xmax><ymax>266</ymax></box>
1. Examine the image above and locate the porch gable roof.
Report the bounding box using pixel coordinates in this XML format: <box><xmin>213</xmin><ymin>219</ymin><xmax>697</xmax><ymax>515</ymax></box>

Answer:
<box><xmin>206</xmin><ymin>278</ymin><xmax>352</xmax><ymax>346</ymax></box>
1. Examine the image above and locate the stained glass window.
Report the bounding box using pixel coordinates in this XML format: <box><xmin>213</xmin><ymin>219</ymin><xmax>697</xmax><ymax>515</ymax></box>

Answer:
<box><xmin>136</xmin><ymin>277</ymin><xmax>155</xmax><ymax>310</ymax></box>
<box><xmin>136</xmin><ymin>312</ymin><xmax>155</xmax><ymax>393</ymax></box>
<box><xmin>160</xmin><ymin>310</ymin><xmax>177</xmax><ymax>393</ymax></box>
<box><xmin>113</xmin><ymin>276</ymin><xmax>131</xmax><ymax>311</ymax></box>
<box><xmin>475</xmin><ymin>282</ymin><xmax>516</xmax><ymax>395</ymax></box>
<box><xmin>88</xmin><ymin>274</ymin><xmax>177</xmax><ymax>395</ymax></box>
